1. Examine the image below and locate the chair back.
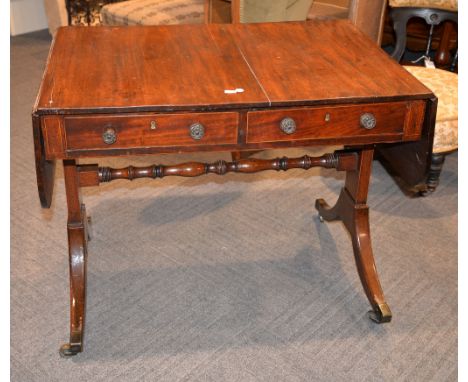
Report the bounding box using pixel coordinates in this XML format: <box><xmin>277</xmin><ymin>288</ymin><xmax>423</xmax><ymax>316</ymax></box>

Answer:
<box><xmin>389</xmin><ymin>5</ymin><xmax>457</xmax><ymax>69</ymax></box>
<box><xmin>235</xmin><ymin>0</ymin><xmax>314</xmax><ymax>23</ymax></box>
<box><xmin>205</xmin><ymin>0</ymin><xmax>314</xmax><ymax>24</ymax></box>
<box><xmin>307</xmin><ymin>0</ymin><xmax>387</xmax><ymax>44</ymax></box>
<box><xmin>348</xmin><ymin>0</ymin><xmax>387</xmax><ymax>44</ymax></box>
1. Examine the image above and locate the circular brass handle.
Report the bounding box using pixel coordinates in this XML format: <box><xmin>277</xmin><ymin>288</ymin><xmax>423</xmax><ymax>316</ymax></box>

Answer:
<box><xmin>189</xmin><ymin>123</ymin><xmax>205</xmax><ymax>140</ymax></box>
<box><xmin>360</xmin><ymin>113</ymin><xmax>377</xmax><ymax>130</ymax></box>
<box><xmin>280</xmin><ymin>117</ymin><xmax>296</xmax><ymax>134</ymax></box>
<box><xmin>102</xmin><ymin>127</ymin><xmax>117</xmax><ymax>145</ymax></box>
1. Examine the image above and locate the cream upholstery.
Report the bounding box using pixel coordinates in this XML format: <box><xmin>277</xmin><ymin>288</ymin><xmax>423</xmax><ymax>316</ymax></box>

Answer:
<box><xmin>239</xmin><ymin>0</ymin><xmax>313</xmax><ymax>23</ymax></box>
<box><xmin>307</xmin><ymin>0</ymin><xmax>349</xmax><ymax>20</ymax></box>
<box><xmin>404</xmin><ymin>66</ymin><xmax>458</xmax><ymax>153</ymax></box>
<box><xmin>101</xmin><ymin>0</ymin><xmax>313</xmax><ymax>25</ymax></box>
<box><xmin>101</xmin><ymin>0</ymin><xmax>204</xmax><ymax>26</ymax></box>
<box><xmin>389</xmin><ymin>0</ymin><xmax>457</xmax><ymax>11</ymax></box>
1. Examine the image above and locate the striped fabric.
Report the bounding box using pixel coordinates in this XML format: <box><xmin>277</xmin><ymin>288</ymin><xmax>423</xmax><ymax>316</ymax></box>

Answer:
<box><xmin>101</xmin><ymin>0</ymin><xmax>204</xmax><ymax>26</ymax></box>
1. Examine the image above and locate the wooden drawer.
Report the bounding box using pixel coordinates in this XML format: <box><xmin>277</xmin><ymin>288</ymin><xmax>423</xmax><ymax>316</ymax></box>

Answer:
<box><xmin>64</xmin><ymin>112</ymin><xmax>239</xmax><ymax>151</ymax></box>
<box><xmin>246</xmin><ymin>102</ymin><xmax>424</xmax><ymax>144</ymax></box>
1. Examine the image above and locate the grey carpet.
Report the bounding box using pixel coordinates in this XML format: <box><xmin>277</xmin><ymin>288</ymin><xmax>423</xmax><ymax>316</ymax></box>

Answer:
<box><xmin>11</xmin><ymin>30</ymin><xmax>458</xmax><ymax>381</ymax></box>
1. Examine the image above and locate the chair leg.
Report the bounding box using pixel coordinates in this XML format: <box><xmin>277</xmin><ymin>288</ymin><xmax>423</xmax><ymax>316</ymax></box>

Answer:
<box><xmin>426</xmin><ymin>153</ymin><xmax>446</xmax><ymax>192</ymax></box>
<box><xmin>389</xmin><ymin>8</ymin><xmax>411</xmax><ymax>62</ymax></box>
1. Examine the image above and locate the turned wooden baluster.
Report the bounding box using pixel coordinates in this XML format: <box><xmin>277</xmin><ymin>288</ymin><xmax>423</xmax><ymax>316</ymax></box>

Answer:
<box><xmin>98</xmin><ymin>153</ymin><xmax>357</xmax><ymax>182</ymax></box>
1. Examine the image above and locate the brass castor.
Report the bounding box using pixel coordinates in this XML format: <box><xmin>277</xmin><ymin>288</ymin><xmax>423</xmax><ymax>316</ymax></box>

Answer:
<box><xmin>59</xmin><ymin>343</ymin><xmax>82</xmax><ymax>357</ymax></box>
<box><xmin>368</xmin><ymin>303</ymin><xmax>392</xmax><ymax>323</ymax></box>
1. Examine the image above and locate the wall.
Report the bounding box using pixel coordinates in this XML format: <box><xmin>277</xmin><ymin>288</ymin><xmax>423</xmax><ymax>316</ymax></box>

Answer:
<box><xmin>10</xmin><ymin>0</ymin><xmax>48</xmax><ymax>36</ymax></box>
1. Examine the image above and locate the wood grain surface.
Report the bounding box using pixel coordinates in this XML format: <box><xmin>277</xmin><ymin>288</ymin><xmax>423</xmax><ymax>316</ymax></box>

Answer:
<box><xmin>35</xmin><ymin>24</ymin><xmax>269</xmax><ymax>113</ymax></box>
<box><xmin>246</xmin><ymin>102</ymin><xmax>410</xmax><ymax>144</ymax></box>
<box><xmin>64</xmin><ymin>112</ymin><xmax>239</xmax><ymax>150</ymax></box>
<box><xmin>34</xmin><ymin>21</ymin><xmax>432</xmax><ymax>115</ymax></box>
<box><xmin>40</xmin><ymin>100</ymin><xmax>426</xmax><ymax>159</ymax></box>
<box><xmin>230</xmin><ymin>21</ymin><xmax>432</xmax><ymax>106</ymax></box>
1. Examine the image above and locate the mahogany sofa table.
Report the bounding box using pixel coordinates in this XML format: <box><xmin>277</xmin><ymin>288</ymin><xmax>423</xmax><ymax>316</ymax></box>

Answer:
<box><xmin>32</xmin><ymin>20</ymin><xmax>434</xmax><ymax>356</ymax></box>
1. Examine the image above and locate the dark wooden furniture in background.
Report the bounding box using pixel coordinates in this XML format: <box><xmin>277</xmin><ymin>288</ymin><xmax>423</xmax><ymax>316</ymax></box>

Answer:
<box><xmin>381</xmin><ymin>6</ymin><xmax>457</xmax><ymax>70</ymax></box>
<box><xmin>33</xmin><ymin>21</ymin><xmax>433</xmax><ymax>356</ymax></box>
<box><xmin>377</xmin><ymin>7</ymin><xmax>457</xmax><ymax>194</ymax></box>
<box><xmin>389</xmin><ymin>7</ymin><xmax>457</xmax><ymax>69</ymax></box>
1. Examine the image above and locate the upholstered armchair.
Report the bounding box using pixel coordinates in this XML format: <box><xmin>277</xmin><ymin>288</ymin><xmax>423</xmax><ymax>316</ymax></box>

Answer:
<box><xmin>376</xmin><ymin>0</ymin><xmax>457</xmax><ymax>193</ymax></box>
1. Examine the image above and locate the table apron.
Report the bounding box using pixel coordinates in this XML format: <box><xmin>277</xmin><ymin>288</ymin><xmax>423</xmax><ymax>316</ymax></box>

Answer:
<box><xmin>39</xmin><ymin>101</ymin><xmax>427</xmax><ymax>160</ymax></box>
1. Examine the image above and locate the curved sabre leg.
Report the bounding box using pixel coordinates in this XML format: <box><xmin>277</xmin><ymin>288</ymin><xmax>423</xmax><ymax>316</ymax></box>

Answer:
<box><xmin>315</xmin><ymin>148</ymin><xmax>392</xmax><ymax>323</ymax></box>
<box><xmin>342</xmin><ymin>193</ymin><xmax>392</xmax><ymax>323</ymax></box>
<box><xmin>60</xmin><ymin>160</ymin><xmax>88</xmax><ymax>357</ymax></box>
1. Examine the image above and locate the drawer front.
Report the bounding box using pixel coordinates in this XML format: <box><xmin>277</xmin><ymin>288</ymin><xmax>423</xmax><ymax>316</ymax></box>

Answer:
<box><xmin>64</xmin><ymin>112</ymin><xmax>239</xmax><ymax>151</ymax></box>
<box><xmin>246</xmin><ymin>102</ymin><xmax>422</xmax><ymax>144</ymax></box>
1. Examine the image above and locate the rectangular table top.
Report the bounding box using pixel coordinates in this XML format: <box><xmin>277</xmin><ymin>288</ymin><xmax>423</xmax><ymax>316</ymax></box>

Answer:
<box><xmin>34</xmin><ymin>20</ymin><xmax>432</xmax><ymax>115</ymax></box>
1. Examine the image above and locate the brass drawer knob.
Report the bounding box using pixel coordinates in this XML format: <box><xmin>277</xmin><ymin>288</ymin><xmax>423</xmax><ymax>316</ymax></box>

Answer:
<box><xmin>360</xmin><ymin>113</ymin><xmax>377</xmax><ymax>130</ymax></box>
<box><xmin>280</xmin><ymin>117</ymin><xmax>296</xmax><ymax>134</ymax></box>
<box><xmin>189</xmin><ymin>123</ymin><xmax>205</xmax><ymax>140</ymax></box>
<box><xmin>102</xmin><ymin>127</ymin><xmax>117</xmax><ymax>145</ymax></box>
